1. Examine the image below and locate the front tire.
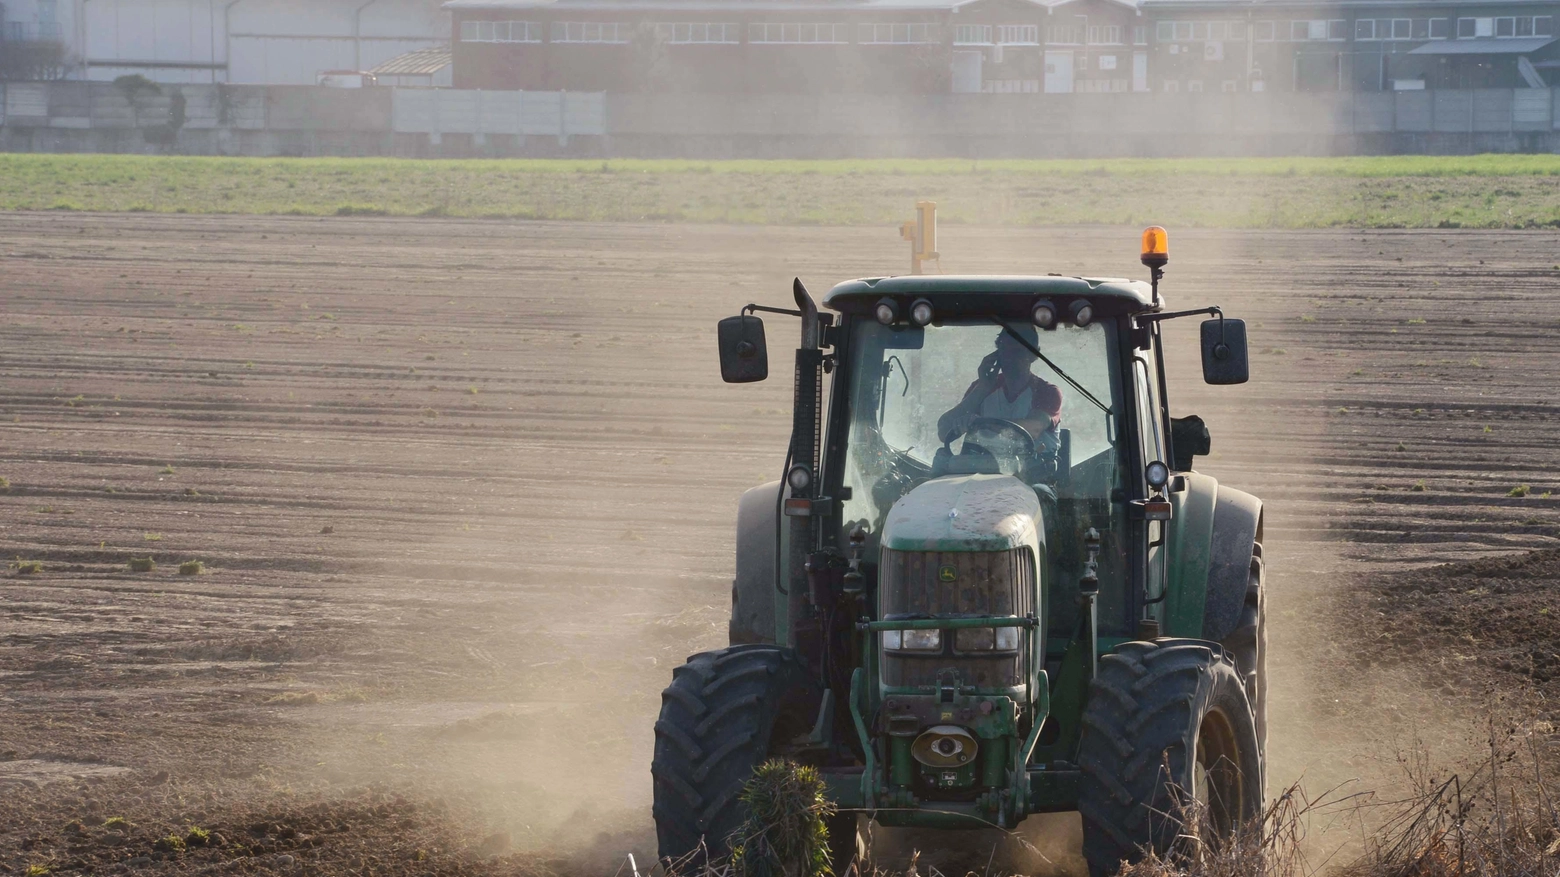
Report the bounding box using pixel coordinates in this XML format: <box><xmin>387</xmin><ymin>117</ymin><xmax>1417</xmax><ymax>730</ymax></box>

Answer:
<box><xmin>1076</xmin><ymin>639</ymin><xmax>1263</xmax><ymax>877</ymax></box>
<box><xmin>652</xmin><ymin>645</ymin><xmax>821</xmax><ymax>868</ymax></box>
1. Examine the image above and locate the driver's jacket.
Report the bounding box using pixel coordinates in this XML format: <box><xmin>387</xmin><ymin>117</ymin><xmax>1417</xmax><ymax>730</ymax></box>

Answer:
<box><xmin>959</xmin><ymin>372</ymin><xmax>1063</xmax><ymax>430</ymax></box>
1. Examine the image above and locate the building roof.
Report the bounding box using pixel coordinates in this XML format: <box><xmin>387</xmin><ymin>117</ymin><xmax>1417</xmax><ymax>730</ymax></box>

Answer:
<box><xmin>370</xmin><ymin>45</ymin><xmax>453</xmax><ymax>75</ymax></box>
<box><xmin>1408</xmin><ymin>36</ymin><xmax>1555</xmax><ymax>54</ymax></box>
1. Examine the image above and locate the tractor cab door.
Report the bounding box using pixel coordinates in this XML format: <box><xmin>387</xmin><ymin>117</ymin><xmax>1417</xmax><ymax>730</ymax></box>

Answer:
<box><xmin>1131</xmin><ymin>354</ymin><xmax>1168</xmax><ymax>619</ymax></box>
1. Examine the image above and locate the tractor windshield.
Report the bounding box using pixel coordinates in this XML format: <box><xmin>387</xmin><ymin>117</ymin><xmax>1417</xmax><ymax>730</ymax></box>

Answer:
<box><xmin>837</xmin><ymin>317</ymin><xmax>1132</xmax><ymax>631</ymax></box>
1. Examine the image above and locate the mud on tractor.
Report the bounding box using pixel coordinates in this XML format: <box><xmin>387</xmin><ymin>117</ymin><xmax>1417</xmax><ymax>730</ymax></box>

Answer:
<box><xmin>653</xmin><ymin>229</ymin><xmax>1265</xmax><ymax>877</ymax></box>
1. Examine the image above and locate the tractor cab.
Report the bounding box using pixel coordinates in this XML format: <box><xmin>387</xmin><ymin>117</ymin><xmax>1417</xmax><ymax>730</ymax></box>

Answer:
<box><xmin>658</xmin><ymin>229</ymin><xmax>1267</xmax><ymax>877</ymax></box>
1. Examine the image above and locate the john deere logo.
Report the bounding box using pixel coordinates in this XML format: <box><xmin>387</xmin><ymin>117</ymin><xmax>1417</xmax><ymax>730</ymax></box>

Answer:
<box><xmin>938</xmin><ymin>565</ymin><xmax>958</xmax><ymax>582</ymax></box>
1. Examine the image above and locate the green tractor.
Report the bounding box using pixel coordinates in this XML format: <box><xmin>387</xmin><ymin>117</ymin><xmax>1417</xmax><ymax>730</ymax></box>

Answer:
<box><xmin>653</xmin><ymin>230</ymin><xmax>1265</xmax><ymax>877</ymax></box>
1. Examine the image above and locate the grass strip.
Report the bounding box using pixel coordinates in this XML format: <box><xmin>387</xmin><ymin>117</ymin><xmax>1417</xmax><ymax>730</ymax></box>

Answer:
<box><xmin>4</xmin><ymin>154</ymin><xmax>1560</xmax><ymax>228</ymax></box>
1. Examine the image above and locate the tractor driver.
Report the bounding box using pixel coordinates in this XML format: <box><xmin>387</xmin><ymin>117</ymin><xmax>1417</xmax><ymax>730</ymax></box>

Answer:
<box><xmin>936</xmin><ymin>324</ymin><xmax>1063</xmax><ymax>452</ymax></box>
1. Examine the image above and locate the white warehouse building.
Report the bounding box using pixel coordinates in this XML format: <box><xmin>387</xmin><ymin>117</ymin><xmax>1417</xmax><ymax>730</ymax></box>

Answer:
<box><xmin>0</xmin><ymin>0</ymin><xmax>448</xmax><ymax>83</ymax></box>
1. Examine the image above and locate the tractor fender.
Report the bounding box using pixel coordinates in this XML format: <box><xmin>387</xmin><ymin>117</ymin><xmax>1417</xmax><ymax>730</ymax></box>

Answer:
<box><xmin>1163</xmin><ymin>474</ymin><xmax>1262</xmax><ymax>641</ymax></box>
<box><xmin>1203</xmin><ymin>486</ymin><xmax>1263</xmax><ymax>642</ymax></box>
<box><xmin>729</xmin><ymin>480</ymin><xmax>780</xmax><ymax>645</ymax></box>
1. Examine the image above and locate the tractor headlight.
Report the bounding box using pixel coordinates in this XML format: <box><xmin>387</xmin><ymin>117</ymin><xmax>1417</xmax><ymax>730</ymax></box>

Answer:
<box><xmin>1146</xmin><ymin>460</ymin><xmax>1170</xmax><ymax>489</ymax></box>
<box><xmin>1031</xmin><ymin>301</ymin><xmax>1057</xmax><ymax>329</ymax></box>
<box><xmin>884</xmin><ymin>629</ymin><xmax>941</xmax><ymax>651</ymax></box>
<box><xmin>786</xmin><ymin>464</ymin><xmax>812</xmax><ymax>493</ymax></box>
<box><xmin>954</xmin><ymin>627</ymin><xmax>994</xmax><ymax>651</ymax></box>
<box><xmin>1069</xmin><ymin>300</ymin><xmax>1094</xmax><ymax>327</ymax></box>
<box><xmin>954</xmin><ymin>625</ymin><xmax>1021</xmax><ymax>651</ymax></box>
<box><xmin>910</xmin><ymin>298</ymin><xmax>934</xmax><ymax>326</ymax></box>
<box><xmin>875</xmin><ymin>297</ymin><xmax>899</xmax><ymax>325</ymax></box>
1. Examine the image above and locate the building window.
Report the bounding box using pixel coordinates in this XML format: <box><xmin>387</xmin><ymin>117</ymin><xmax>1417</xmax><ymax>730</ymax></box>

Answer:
<box><xmin>1098</xmin><ymin>54</ymin><xmax>1117</xmax><ymax>69</ymax></box>
<box><xmin>550</xmin><ymin>21</ymin><xmax>630</xmax><ymax>43</ymax></box>
<box><xmin>1047</xmin><ymin>24</ymin><xmax>1083</xmax><ymax>44</ymax></box>
<box><xmin>998</xmin><ymin>24</ymin><xmax>1039</xmax><ymax>44</ymax></box>
<box><xmin>748</xmin><ymin>23</ymin><xmax>849</xmax><ymax>44</ymax></box>
<box><xmin>1076</xmin><ymin>78</ymin><xmax>1127</xmax><ymax>92</ymax></box>
<box><xmin>983</xmin><ymin>79</ymin><xmax>1040</xmax><ymax>92</ymax></box>
<box><xmin>1174</xmin><ymin>22</ymin><xmax>1193</xmax><ymax>40</ymax></box>
<box><xmin>1457</xmin><ymin>17</ymin><xmax>1494</xmax><ymax>38</ymax></box>
<box><xmin>1355</xmin><ymin>19</ymin><xmax>1374</xmax><ymax>40</ymax></box>
<box><xmin>1133</xmin><ymin>25</ymin><xmax>1147</xmax><ymax>45</ymax></box>
<box><xmin>1087</xmin><ymin>24</ymin><xmax>1122</xmax><ymax>44</ymax></box>
<box><xmin>1429</xmin><ymin>19</ymin><xmax>1450</xmax><ymax>38</ymax></box>
<box><xmin>460</xmin><ymin>20</ymin><xmax>543</xmax><ymax>42</ymax></box>
<box><xmin>1461</xmin><ymin>16</ymin><xmax>1557</xmax><ymax>37</ymax></box>
<box><xmin>1156</xmin><ymin>21</ymin><xmax>1172</xmax><ymax>41</ymax></box>
<box><xmin>857</xmin><ymin>23</ymin><xmax>938</xmax><ymax>44</ymax></box>
<box><xmin>1288</xmin><ymin>20</ymin><xmax>1344</xmax><ymax>41</ymax></box>
<box><xmin>953</xmin><ymin>24</ymin><xmax>992</xmax><ymax>45</ymax></box>
<box><xmin>1255</xmin><ymin>21</ymin><xmax>1275</xmax><ymax>41</ymax></box>
<box><xmin>654</xmin><ymin>23</ymin><xmax>739</xmax><ymax>43</ymax></box>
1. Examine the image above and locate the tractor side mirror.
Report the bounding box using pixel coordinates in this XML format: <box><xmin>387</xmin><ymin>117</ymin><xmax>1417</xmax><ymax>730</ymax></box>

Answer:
<box><xmin>1170</xmin><ymin>415</ymin><xmax>1210</xmax><ymax>471</ymax></box>
<box><xmin>1200</xmin><ymin>318</ymin><xmax>1249</xmax><ymax>385</ymax></box>
<box><xmin>717</xmin><ymin>315</ymin><xmax>768</xmax><ymax>383</ymax></box>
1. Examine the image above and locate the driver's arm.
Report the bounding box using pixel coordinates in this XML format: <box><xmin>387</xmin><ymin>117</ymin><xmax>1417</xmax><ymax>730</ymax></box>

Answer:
<box><xmin>1011</xmin><ymin>378</ymin><xmax>1064</xmax><ymax>438</ymax></box>
<box><xmin>937</xmin><ymin>376</ymin><xmax>996</xmax><ymax>443</ymax></box>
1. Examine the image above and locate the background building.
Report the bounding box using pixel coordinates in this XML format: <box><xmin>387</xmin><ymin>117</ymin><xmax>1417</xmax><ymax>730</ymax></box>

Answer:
<box><xmin>0</xmin><ymin>0</ymin><xmax>449</xmax><ymax>83</ymax></box>
<box><xmin>444</xmin><ymin>0</ymin><xmax>1145</xmax><ymax>93</ymax></box>
<box><xmin>1141</xmin><ymin>0</ymin><xmax>1556</xmax><ymax>91</ymax></box>
<box><xmin>443</xmin><ymin>0</ymin><xmax>1555</xmax><ymax>92</ymax></box>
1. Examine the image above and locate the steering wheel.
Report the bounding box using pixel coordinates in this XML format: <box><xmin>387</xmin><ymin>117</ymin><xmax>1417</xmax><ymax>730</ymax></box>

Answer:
<box><xmin>960</xmin><ymin>417</ymin><xmax>1037</xmax><ymax>459</ymax></box>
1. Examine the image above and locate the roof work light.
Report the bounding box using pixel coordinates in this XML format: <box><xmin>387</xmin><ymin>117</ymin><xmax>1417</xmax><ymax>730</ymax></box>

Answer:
<box><xmin>1140</xmin><ymin>226</ymin><xmax>1169</xmax><ymax>269</ymax></box>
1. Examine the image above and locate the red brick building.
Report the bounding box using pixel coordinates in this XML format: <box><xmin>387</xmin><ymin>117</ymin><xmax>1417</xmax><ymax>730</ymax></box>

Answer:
<box><xmin>443</xmin><ymin>0</ymin><xmax>1148</xmax><ymax>92</ymax></box>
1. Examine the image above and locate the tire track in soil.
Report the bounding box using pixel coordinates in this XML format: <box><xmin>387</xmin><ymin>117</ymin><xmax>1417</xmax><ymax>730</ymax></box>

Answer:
<box><xmin>1</xmin><ymin>215</ymin><xmax>1557</xmax><ymax>875</ymax></box>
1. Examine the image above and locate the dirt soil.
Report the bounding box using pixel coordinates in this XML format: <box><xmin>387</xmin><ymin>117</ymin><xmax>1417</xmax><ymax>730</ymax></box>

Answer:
<box><xmin>1</xmin><ymin>215</ymin><xmax>1557</xmax><ymax>876</ymax></box>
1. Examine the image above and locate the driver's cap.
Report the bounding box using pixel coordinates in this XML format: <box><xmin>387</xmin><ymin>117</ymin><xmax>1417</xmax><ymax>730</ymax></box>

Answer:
<box><xmin>998</xmin><ymin>324</ymin><xmax>1040</xmax><ymax>348</ymax></box>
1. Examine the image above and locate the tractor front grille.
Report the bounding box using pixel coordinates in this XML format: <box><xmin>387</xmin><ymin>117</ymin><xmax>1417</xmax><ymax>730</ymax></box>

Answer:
<box><xmin>878</xmin><ymin>547</ymin><xmax>1033</xmax><ymax>691</ymax></box>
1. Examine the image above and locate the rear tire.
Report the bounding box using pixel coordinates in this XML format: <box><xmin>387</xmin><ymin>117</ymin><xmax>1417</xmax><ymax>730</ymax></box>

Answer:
<box><xmin>1076</xmin><ymin>639</ymin><xmax>1263</xmax><ymax>877</ymax></box>
<box><xmin>652</xmin><ymin>645</ymin><xmax>821</xmax><ymax>868</ymax></box>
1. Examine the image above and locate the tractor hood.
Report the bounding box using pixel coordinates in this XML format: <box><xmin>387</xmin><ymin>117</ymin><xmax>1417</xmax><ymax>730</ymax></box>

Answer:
<box><xmin>881</xmin><ymin>474</ymin><xmax>1042</xmax><ymax>555</ymax></box>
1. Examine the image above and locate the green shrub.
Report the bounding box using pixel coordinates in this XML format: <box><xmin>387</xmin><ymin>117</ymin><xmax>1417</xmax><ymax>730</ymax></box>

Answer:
<box><xmin>178</xmin><ymin>560</ymin><xmax>203</xmax><ymax>575</ymax></box>
<box><xmin>1509</xmin><ymin>484</ymin><xmax>1531</xmax><ymax>497</ymax></box>
<box><xmin>729</xmin><ymin>760</ymin><xmax>836</xmax><ymax>877</ymax></box>
<box><xmin>15</xmin><ymin>559</ymin><xmax>41</xmax><ymax>575</ymax></box>
<box><xmin>128</xmin><ymin>557</ymin><xmax>156</xmax><ymax>573</ymax></box>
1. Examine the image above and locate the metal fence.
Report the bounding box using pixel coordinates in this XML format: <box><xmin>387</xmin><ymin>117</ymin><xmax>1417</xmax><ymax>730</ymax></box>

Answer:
<box><xmin>0</xmin><ymin>81</ymin><xmax>603</xmax><ymax>142</ymax></box>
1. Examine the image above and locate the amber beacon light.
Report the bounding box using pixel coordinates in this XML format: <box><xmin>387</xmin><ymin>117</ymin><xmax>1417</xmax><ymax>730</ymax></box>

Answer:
<box><xmin>1140</xmin><ymin>226</ymin><xmax>1169</xmax><ymax>269</ymax></box>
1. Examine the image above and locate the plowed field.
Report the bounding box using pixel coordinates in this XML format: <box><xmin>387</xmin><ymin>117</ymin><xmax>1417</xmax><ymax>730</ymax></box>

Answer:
<box><xmin>2</xmin><ymin>215</ymin><xmax>1557</xmax><ymax>876</ymax></box>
